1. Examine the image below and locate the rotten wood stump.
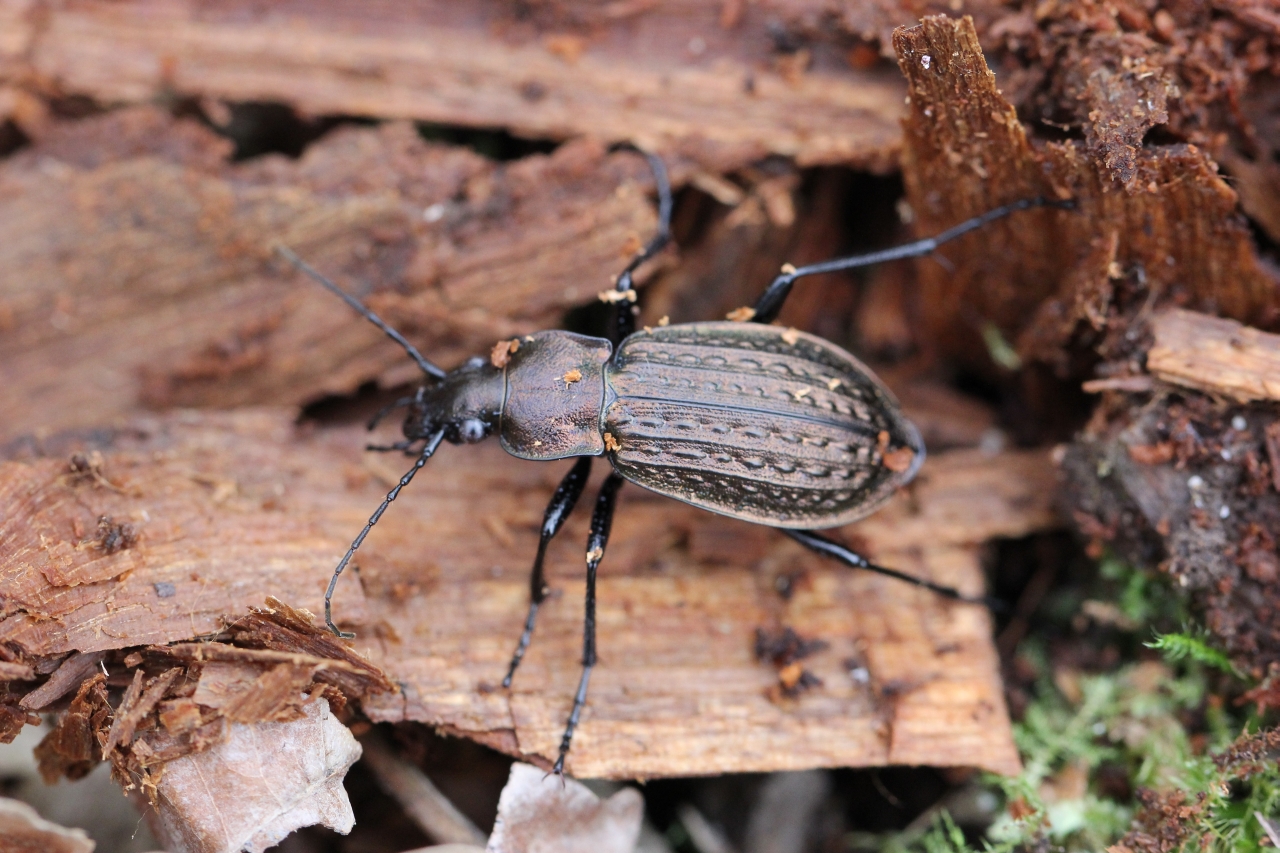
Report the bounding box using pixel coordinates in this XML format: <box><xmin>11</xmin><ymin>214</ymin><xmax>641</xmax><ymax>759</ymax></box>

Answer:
<box><xmin>1</xmin><ymin>407</ymin><xmax>1058</xmax><ymax>778</ymax></box>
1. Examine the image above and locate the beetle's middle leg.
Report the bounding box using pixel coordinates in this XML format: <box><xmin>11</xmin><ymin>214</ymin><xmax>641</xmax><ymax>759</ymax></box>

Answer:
<box><xmin>553</xmin><ymin>471</ymin><xmax>625</xmax><ymax>776</ymax></box>
<box><xmin>784</xmin><ymin>529</ymin><xmax>1000</xmax><ymax>609</ymax></box>
<box><xmin>503</xmin><ymin>456</ymin><xmax>594</xmax><ymax>688</ymax></box>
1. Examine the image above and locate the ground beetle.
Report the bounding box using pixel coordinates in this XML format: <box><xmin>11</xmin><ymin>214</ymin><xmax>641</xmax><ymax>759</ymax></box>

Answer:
<box><xmin>277</xmin><ymin>151</ymin><xmax>1067</xmax><ymax>774</ymax></box>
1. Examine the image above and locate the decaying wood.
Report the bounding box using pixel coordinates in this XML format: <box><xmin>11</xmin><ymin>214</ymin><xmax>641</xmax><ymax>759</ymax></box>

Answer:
<box><xmin>1147</xmin><ymin>308</ymin><xmax>1280</xmax><ymax>403</ymax></box>
<box><xmin>0</xmin><ymin>407</ymin><xmax>1059</xmax><ymax>777</ymax></box>
<box><xmin>893</xmin><ymin>16</ymin><xmax>1280</xmax><ymax>378</ymax></box>
<box><xmin>1</xmin><ymin>0</ymin><xmax>908</xmax><ymax>172</ymax></box>
<box><xmin>0</xmin><ymin>108</ymin><xmax>658</xmax><ymax>441</ymax></box>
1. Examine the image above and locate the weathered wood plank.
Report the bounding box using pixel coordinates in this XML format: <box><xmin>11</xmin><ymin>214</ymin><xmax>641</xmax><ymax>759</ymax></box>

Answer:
<box><xmin>7</xmin><ymin>0</ymin><xmax>910</xmax><ymax>172</ymax></box>
<box><xmin>0</xmin><ymin>409</ymin><xmax>1058</xmax><ymax>777</ymax></box>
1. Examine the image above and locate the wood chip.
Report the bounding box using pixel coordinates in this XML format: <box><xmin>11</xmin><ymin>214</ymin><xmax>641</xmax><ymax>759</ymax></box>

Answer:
<box><xmin>490</xmin><ymin>339</ymin><xmax>520</xmax><ymax>369</ymax></box>
<box><xmin>1147</xmin><ymin>308</ymin><xmax>1280</xmax><ymax>402</ymax></box>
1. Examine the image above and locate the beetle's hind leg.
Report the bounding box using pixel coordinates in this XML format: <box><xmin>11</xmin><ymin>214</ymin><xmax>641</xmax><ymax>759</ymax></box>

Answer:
<box><xmin>747</xmin><ymin>197</ymin><xmax>1075</xmax><ymax>324</ymax></box>
<box><xmin>784</xmin><ymin>529</ymin><xmax>1004</xmax><ymax>611</ymax></box>
<box><xmin>503</xmin><ymin>456</ymin><xmax>594</xmax><ymax>688</ymax></box>
<box><xmin>553</xmin><ymin>471</ymin><xmax>624</xmax><ymax>776</ymax></box>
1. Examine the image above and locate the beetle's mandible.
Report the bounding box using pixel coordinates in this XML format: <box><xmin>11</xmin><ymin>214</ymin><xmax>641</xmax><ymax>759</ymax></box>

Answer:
<box><xmin>276</xmin><ymin>151</ymin><xmax>1071</xmax><ymax>775</ymax></box>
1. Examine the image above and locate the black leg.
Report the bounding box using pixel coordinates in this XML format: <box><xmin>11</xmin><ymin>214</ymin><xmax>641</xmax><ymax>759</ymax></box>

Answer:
<box><xmin>607</xmin><ymin>148</ymin><xmax>674</xmax><ymax>346</ymax></box>
<box><xmin>324</xmin><ymin>430</ymin><xmax>447</xmax><ymax>638</ymax></box>
<box><xmin>749</xmin><ymin>197</ymin><xmax>1075</xmax><ymax>324</ymax></box>
<box><xmin>553</xmin><ymin>472</ymin><xmax>625</xmax><ymax>776</ymax></box>
<box><xmin>503</xmin><ymin>456</ymin><xmax>594</xmax><ymax>688</ymax></box>
<box><xmin>784</xmin><ymin>529</ymin><xmax>1003</xmax><ymax>611</ymax></box>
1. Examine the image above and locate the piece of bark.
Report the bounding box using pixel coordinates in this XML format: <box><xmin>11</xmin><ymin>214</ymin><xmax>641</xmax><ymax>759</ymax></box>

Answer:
<box><xmin>0</xmin><ymin>109</ymin><xmax>658</xmax><ymax>441</ymax></box>
<box><xmin>10</xmin><ymin>0</ymin><xmax>907</xmax><ymax>172</ymax></box>
<box><xmin>145</xmin><ymin>695</ymin><xmax>361</xmax><ymax>853</ymax></box>
<box><xmin>893</xmin><ymin>16</ymin><xmax>1280</xmax><ymax>380</ymax></box>
<box><xmin>19</xmin><ymin>651</ymin><xmax>106</xmax><ymax>710</ymax></box>
<box><xmin>0</xmin><ymin>796</ymin><xmax>95</xmax><ymax>853</ymax></box>
<box><xmin>1147</xmin><ymin>308</ymin><xmax>1280</xmax><ymax>402</ymax></box>
<box><xmin>487</xmin><ymin>763</ymin><xmax>642</xmax><ymax>853</ymax></box>
<box><xmin>2</xmin><ymin>409</ymin><xmax>1054</xmax><ymax>777</ymax></box>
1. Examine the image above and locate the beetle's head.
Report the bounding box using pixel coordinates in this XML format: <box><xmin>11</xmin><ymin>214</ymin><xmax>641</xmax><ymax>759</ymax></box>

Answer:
<box><xmin>407</xmin><ymin>356</ymin><xmax>504</xmax><ymax>445</ymax></box>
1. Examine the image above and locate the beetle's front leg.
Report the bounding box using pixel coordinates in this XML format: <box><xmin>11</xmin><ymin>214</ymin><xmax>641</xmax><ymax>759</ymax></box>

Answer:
<box><xmin>553</xmin><ymin>471</ymin><xmax>624</xmax><ymax>776</ymax></box>
<box><xmin>503</xmin><ymin>456</ymin><xmax>594</xmax><ymax>688</ymax></box>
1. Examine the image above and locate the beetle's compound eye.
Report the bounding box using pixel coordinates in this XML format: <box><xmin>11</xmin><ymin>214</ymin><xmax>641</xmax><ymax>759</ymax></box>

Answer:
<box><xmin>457</xmin><ymin>418</ymin><xmax>488</xmax><ymax>443</ymax></box>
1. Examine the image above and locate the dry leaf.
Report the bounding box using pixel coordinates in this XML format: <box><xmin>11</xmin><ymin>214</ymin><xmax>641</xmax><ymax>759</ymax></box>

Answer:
<box><xmin>487</xmin><ymin>763</ymin><xmax>642</xmax><ymax>853</ymax></box>
<box><xmin>147</xmin><ymin>696</ymin><xmax>360</xmax><ymax>853</ymax></box>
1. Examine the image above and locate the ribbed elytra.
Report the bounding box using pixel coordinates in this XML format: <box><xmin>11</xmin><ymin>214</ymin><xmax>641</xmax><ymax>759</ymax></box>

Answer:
<box><xmin>604</xmin><ymin>321</ymin><xmax>921</xmax><ymax>527</ymax></box>
<box><xmin>278</xmin><ymin>149</ymin><xmax>1071</xmax><ymax>776</ymax></box>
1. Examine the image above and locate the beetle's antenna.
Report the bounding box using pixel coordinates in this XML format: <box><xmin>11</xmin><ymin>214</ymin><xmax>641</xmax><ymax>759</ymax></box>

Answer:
<box><xmin>324</xmin><ymin>429</ymin><xmax>447</xmax><ymax>638</ymax></box>
<box><xmin>785</xmin><ymin>529</ymin><xmax>1006</xmax><ymax>612</ymax></box>
<box><xmin>275</xmin><ymin>244</ymin><xmax>448</xmax><ymax>381</ymax></box>
<box><xmin>751</xmin><ymin>196</ymin><xmax>1076</xmax><ymax>324</ymax></box>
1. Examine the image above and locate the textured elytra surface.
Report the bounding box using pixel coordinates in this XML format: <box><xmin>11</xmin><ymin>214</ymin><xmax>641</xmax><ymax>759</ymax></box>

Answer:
<box><xmin>603</xmin><ymin>322</ymin><xmax>919</xmax><ymax>528</ymax></box>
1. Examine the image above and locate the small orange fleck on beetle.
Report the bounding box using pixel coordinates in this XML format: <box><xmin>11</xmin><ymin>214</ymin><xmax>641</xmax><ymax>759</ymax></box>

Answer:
<box><xmin>780</xmin><ymin>262</ymin><xmax>797</xmax><ymax>274</ymax></box>
<box><xmin>781</xmin><ymin>327</ymin><xmax>799</xmax><ymax>345</ymax></box>
<box><xmin>882</xmin><ymin>447</ymin><xmax>915</xmax><ymax>473</ymax></box>
<box><xmin>603</xmin><ymin>432</ymin><xmax>621</xmax><ymax>452</ymax></box>
<box><xmin>562</xmin><ymin>368</ymin><xmax>582</xmax><ymax>387</ymax></box>
<box><xmin>657</xmin><ymin>315</ymin><xmax>670</xmax><ymax>326</ymax></box>
<box><xmin>490</xmin><ymin>338</ymin><xmax>520</xmax><ymax>368</ymax></box>
<box><xmin>826</xmin><ymin>377</ymin><xmax>842</xmax><ymax>391</ymax></box>
<box><xmin>598</xmin><ymin>288</ymin><xmax>638</xmax><ymax>304</ymax></box>
<box><xmin>726</xmin><ymin>306</ymin><xmax>756</xmax><ymax>322</ymax></box>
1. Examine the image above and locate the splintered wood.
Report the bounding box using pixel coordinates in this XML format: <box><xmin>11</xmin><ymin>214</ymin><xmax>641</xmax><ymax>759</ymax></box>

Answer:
<box><xmin>893</xmin><ymin>16</ymin><xmax>1280</xmax><ymax>377</ymax></box>
<box><xmin>1</xmin><ymin>409</ymin><xmax>1055</xmax><ymax>778</ymax></box>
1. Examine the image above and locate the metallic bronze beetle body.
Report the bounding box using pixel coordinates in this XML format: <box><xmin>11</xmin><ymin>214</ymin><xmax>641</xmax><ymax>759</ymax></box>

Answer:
<box><xmin>430</xmin><ymin>323</ymin><xmax>922</xmax><ymax>527</ymax></box>
<box><xmin>281</xmin><ymin>152</ymin><xmax>1066</xmax><ymax>775</ymax></box>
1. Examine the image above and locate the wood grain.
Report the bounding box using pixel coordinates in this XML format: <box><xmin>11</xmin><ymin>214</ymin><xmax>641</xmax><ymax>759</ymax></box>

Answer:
<box><xmin>1147</xmin><ymin>308</ymin><xmax>1280</xmax><ymax>402</ymax></box>
<box><xmin>893</xmin><ymin>16</ymin><xmax>1280</xmax><ymax>377</ymax></box>
<box><xmin>5</xmin><ymin>0</ymin><xmax>908</xmax><ymax>172</ymax></box>
<box><xmin>0</xmin><ymin>409</ymin><xmax>1058</xmax><ymax>777</ymax></box>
